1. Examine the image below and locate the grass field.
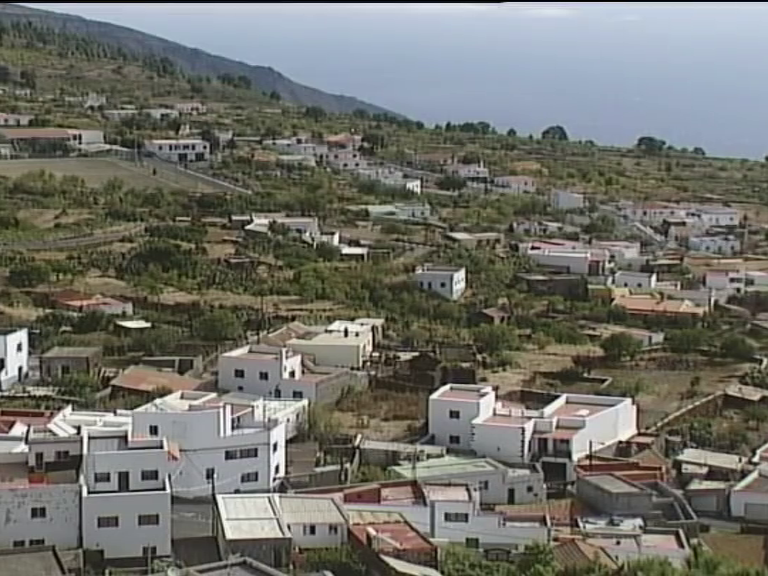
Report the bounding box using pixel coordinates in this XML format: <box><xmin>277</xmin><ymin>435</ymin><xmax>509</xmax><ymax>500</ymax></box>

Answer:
<box><xmin>0</xmin><ymin>158</ymin><xmax>216</xmax><ymax>191</ymax></box>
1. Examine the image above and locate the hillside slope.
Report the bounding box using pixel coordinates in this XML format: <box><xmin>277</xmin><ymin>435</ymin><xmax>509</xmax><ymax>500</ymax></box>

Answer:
<box><xmin>0</xmin><ymin>3</ymin><xmax>397</xmax><ymax>116</ymax></box>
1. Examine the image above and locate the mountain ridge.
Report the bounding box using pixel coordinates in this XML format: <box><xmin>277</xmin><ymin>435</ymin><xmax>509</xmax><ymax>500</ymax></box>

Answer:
<box><xmin>0</xmin><ymin>3</ymin><xmax>399</xmax><ymax>116</ymax></box>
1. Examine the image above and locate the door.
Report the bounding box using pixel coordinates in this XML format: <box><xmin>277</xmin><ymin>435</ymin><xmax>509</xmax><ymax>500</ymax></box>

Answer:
<box><xmin>34</xmin><ymin>452</ymin><xmax>44</xmax><ymax>471</ymax></box>
<box><xmin>507</xmin><ymin>488</ymin><xmax>516</xmax><ymax>505</ymax></box>
<box><xmin>118</xmin><ymin>471</ymin><xmax>130</xmax><ymax>491</ymax></box>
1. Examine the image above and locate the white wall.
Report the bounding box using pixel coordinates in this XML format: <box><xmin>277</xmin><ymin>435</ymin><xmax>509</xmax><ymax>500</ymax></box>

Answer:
<box><xmin>218</xmin><ymin>348</ymin><xmax>302</xmax><ymax>394</ymax></box>
<box><xmin>286</xmin><ymin>521</ymin><xmax>347</xmax><ymax>548</ymax></box>
<box><xmin>0</xmin><ymin>483</ymin><xmax>80</xmax><ymax>549</ymax></box>
<box><xmin>0</xmin><ymin>328</ymin><xmax>29</xmax><ymax>390</ymax></box>
<box><xmin>570</xmin><ymin>398</ymin><xmax>638</xmax><ymax>461</ymax></box>
<box><xmin>414</xmin><ymin>268</ymin><xmax>466</xmax><ymax>301</ymax></box>
<box><xmin>472</xmin><ymin>420</ymin><xmax>534</xmax><ymax>464</ymax></box>
<box><xmin>689</xmin><ymin>237</ymin><xmax>741</xmax><ymax>256</ymax></box>
<box><xmin>82</xmin><ymin>486</ymin><xmax>171</xmax><ymax>559</ymax></box>
<box><xmin>27</xmin><ymin>437</ymin><xmax>82</xmax><ymax>469</ymax></box>
<box><xmin>552</xmin><ymin>190</ymin><xmax>584</xmax><ymax>211</ymax></box>
<box><xmin>288</xmin><ymin>339</ymin><xmax>365</xmax><ymax>369</ymax></box>
<box><xmin>615</xmin><ymin>272</ymin><xmax>657</xmax><ymax>289</ymax></box>
<box><xmin>429</xmin><ymin>396</ymin><xmax>488</xmax><ymax>451</ymax></box>
<box><xmin>528</xmin><ymin>252</ymin><xmax>590</xmax><ymax>275</ymax></box>
<box><xmin>85</xmin><ymin>443</ymin><xmax>168</xmax><ymax>493</ymax></box>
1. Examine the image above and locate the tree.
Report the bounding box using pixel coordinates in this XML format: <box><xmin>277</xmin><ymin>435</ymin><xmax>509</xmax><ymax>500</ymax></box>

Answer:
<box><xmin>473</xmin><ymin>324</ymin><xmax>519</xmax><ymax>356</ymax></box>
<box><xmin>719</xmin><ymin>334</ymin><xmax>756</xmax><ymax>361</ymax></box>
<box><xmin>744</xmin><ymin>404</ymin><xmax>768</xmax><ymax>430</ymax></box>
<box><xmin>72</xmin><ymin>311</ymin><xmax>109</xmax><ymax>334</ymax></box>
<box><xmin>692</xmin><ymin>146</ymin><xmax>706</xmax><ymax>156</ymax></box>
<box><xmin>361</xmin><ymin>131</ymin><xmax>387</xmax><ymax>152</ymax></box>
<box><xmin>268</xmin><ymin>90</ymin><xmax>282</xmax><ymax>102</ymax></box>
<box><xmin>304</xmin><ymin>106</ymin><xmax>327</xmax><ymax>121</ymax></box>
<box><xmin>636</xmin><ymin>136</ymin><xmax>667</xmax><ymax>155</ymax></box>
<box><xmin>436</xmin><ymin>175</ymin><xmax>466</xmax><ymax>192</ymax></box>
<box><xmin>541</xmin><ymin>125</ymin><xmax>568</xmax><ymax>141</ymax></box>
<box><xmin>506</xmin><ymin>127</ymin><xmax>517</xmax><ymax>137</ymax></box>
<box><xmin>600</xmin><ymin>332</ymin><xmax>642</xmax><ymax>362</ymax></box>
<box><xmin>193</xmin><ymin>309</ymin><xmax>242</xmax><ymax>342</ymax></box>
<box><xmin>666</xmin><ymin>328</ymin><xmax>710</xmax><ymax>354</ymax></box>
<box><xmin>8</xmin><ymin>262</ymin><xmax>51</xmax><ymax>288</ymax></box>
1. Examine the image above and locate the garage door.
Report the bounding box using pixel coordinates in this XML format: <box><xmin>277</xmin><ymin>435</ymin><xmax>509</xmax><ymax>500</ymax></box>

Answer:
<box><xmin>691</xmin><ymin>494</ymin><xmax>719</xmax><ymax>514</ymax></box>
<box><xmin>744</xmin><ymin>502</ymin><xmax>768</xmax><ymax>522</ymax></box>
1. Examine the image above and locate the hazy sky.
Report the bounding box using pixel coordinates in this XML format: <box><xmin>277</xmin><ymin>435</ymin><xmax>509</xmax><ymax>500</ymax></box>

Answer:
<box><xmin>24</xmin><ymin>3</ymin><xmax>768</xmax><ymax>158</ymax></box>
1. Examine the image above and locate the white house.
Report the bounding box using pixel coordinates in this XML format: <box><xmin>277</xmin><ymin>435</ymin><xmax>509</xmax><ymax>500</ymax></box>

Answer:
<box><xmin>132</xmin><ymin>391</ymin><xmax>288</xmax><ymax>497</ymax></box>
<box><xmin>0</xmin><ymin>328</ymin><xmax>29</xmax><ymax>390</ymax></box>
<box><xmin>691</xmin><ymin>206</ymin><xmax>740</xmax><ymax>228</ymax></box>
<box><xmin>80</xmin><ymin>428</ymin><xmax>172</xmax><ymax>561</ymax></box>
<box><xmin>523</xmin><ymin>245</ymin><xmax>610</xmax><ymax>276</ymax></box>
<box><xmin>324</xmin><ymin>481</ymin><xmax>551</xmax><ymax>552</ymax></box>
<box><xmin>494</xmin><ymin>175</ymin><xmax>536</xmax><ymax>194</ymax></box>
<box><xmin>326</xmin><ymin>148</ymin><xmax>367</xmax><ymax>171</ymax></box>
<box><xmin>275</xmin><ymin>494</ymin><xmax>348</xmax><ymax>549</ymax></box>
<box><xmin>287</xmin><ymin>321</ymin><xmax>374</xmax><ymax>369</ymax></box>
<box><xmin>704</xmin><ymin>269</ymin><xmax>768</xmax><ymax>292</ymax></box>
<box><xmin>174</xmin><ymin>102</ymin><xmax>207</xmax><ymax>115</ymax></box>
<box><xmin>144</xmin><ymin>139</ymin><xmax>210</xmax><ymax>163</ymax></box>
<box><xmin>729</xmin><ymin>465</ymin><xmax>768</xmax><ymax>522</ymax></box>
<box><xmin>414</xmin><ymin>265</ymin><xmax>467</xmax><ymax>301</ymax></box>
<box><xmin>218</xmin><ymin>345</ymin><xmax>304</xmax><ymax>397</ymax></box>
<box><xmin>621</xmin><ymin>202</ymin><xmax>688</xmax><ymax>225</ymax></box>
<box><xmin>244</xmin><ymin>214</ymin><xmax>321</xmax><ymax>244</ymax></box>
<box><xmin>0</xmin><ymin>113</ymin><xmax>33</xmax><ymax>127</ymax></box>
<box><xmin>144</xmin><ymin>108</ymin><xmax>180</xmax><ymax>121</ymax></box>
<box><xmin>447</xmin><ymin>162</ymin><xmax>489</xmax><ymax>180</ymax></box>
<box><xmin>388</xmin><ymin>455</ymin><xmax>545</xmax><ymax>506</ymax></box>
<box><xmin>103</xmin><ymin>109</ymin><xmax>138</xmax><ymax>122</ymax></box>
<box><xmin>614</xmin><ymin>271</ymin><xmax>657</xmax><ymax>289</ymax></box>
<box><xmin>358</xmin><ymin>167</ymin><xmax>422</xmax><ymax>195</ymax></box>
<box><xmin>688</xmin><ymin>235</ymin><xmax>741</xmax><ymax>256</ymax></box>
<box><xmin>551</xmin><ymin>190</ymin><xmax>585</xmax><ymax>211</ymax></box>
<box><xmin>365</xmin><ymin>202</ymin><xmax>433</xmax><ymax>221</ymax></box>
<box><xmin>428</xmin><ymin>384</ymin><xmax>637</xmax><ymax>483</ymax></box>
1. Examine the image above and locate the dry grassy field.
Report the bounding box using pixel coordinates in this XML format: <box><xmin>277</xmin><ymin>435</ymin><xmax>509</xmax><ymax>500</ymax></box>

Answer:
<box><xmin>0</xmin><ymin>158</ymin><xmax>216</xmax><ymax>191</ymax></box>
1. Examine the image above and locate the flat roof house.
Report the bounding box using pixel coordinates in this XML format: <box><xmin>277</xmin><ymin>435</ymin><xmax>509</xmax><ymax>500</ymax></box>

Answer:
<box><xmin>428</xmin><ymin>384</ymin><xmax>637</xmax><ymax>483</ymax></box>
<box><xmin>144</xmin><ymin>138</ymin><xmax>210</xmax><ymax>163</ymax></box>
<box><xmin>40</xmin><ymin>346</ymin><xmax>102</xmax><ymax>381</ymax></box>
<box><xmin>0</xmin><ymin>327</ymin><xmax>28</xmax><ymax>390</ymax></box>
<box><xmin>414</xmin><ymin>265</ymin><xmax>467</xmax><ymax>301</ymax></box>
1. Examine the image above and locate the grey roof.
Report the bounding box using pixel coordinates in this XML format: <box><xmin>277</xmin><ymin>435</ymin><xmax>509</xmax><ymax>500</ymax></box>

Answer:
<box><xmin>676</xmin><ymin>448</ymin><xmax>746</xmax><ymax>471</ymax></box>
<box><xmin>379</xmin><ymin>556</ymin><xmax>444</xmax><ymax>576</ymax></box>
<box><xmin>216</xmin><ymin>495</ymin><xmax>288</xmax><ymax>541</ymax></box>
<box><xmin>583</xmin><ymin>474</ymin><xmax>644</xmax><ymax>494</ymax></box>
<box><xmin>150</xmin><ymin>557</ymin><xmax>289</xmax><ymax>576</ymax></box>
<box><xmin>42</xmin><ymin>346</ymin><xmax>101</xmax><ymax>358</ymax></box>
<box><xmin>275</xmin><ymin>494</ymin><xmax>346</xmax><ymax>525</ymax></box>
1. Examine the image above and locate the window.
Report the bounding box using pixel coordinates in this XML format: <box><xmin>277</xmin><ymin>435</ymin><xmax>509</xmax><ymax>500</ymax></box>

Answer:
<box><xmin>225</xmin><ymin>449</ymin><xmax>238</xmax><ymax>460</ymax></box>
<box><xmin>241</xmin><ymin>471</ymin><xmax>259</xmax><ymax>483</ymax></box>
<box><xmin>292</xmin><ymin>390</ymin><xmax>303</xmax><ymax>399</ymax></box>
<box><xmin>274</xmin><ymin>389</ymin><xmax>282</xmax><ymax>399</ymax></box>
<box><xmin>94</xmin><ymin>472</ymin><xmax>111</xmax><ymax>483</ymax></box>
<box><xmin>303</xmin><ymin>524</ymin><xmax>317</xmax><ymax>536</ymax></box>
<box><xmin>149</xmin><ymin>425</ymin><xmax>159</xmax><ymax>437</ymax></box>
<box><xmin>239</xmin><ymin>447</ymin><xmax>258</xmax><ymax>459</ymax></box>
<box><xmin>54</xmin><ymin>450</ymin><xmax>70</xmax><ymax>461</ymax></box>
<box><xmin>12</xmin><ymin>541</ymin><xmax>24</xmax><ymax>548</ymax></box>
<box><xmin>444</xmin><ymin>512</ymin><xmax>469</xmax><ymax>523</ymax></box>
<box><xmin>29</xmin><ymin>538</ymin><xmax>45</xmax><ymax>546</ymax></box>
<box><xmin>206</xmin><ymin>467</ymin><xmax>215</xmax><ymax>481</ymax></box>
<box><xmin>465</xmin><ymin>537</ymin><xmax>479</xmax><ymax>549</ymax></box>
<box><xmin>440</xmin><ymin>282</ymin><xmax>446</xmax><ymax>288</ymax></box>
<box><xmin>97</xmin><ymin>516</ymin><xmax>119</xmax><ymax>528</ymax></box>
<box><xmin>237</xmin><ymin>386</ymin><xmax>244</xmax><ymax>392</ymax></box>
<box><xmin>141</xmin><ymin>469</ymin><xmax>159</xmax><ymax>482</ymax></box>
<box><xmin>234</xmin><ymin>369</ymin><xmax>245</xmax><ymax>379</ymax></box>
<box><xmin>273</xmin><ymin>441</ymin><xmax>278</xmax><ymax>454</ymax></box>
<box><xmin>16</xmin><ymin>342</ymin><xmax>22</xmax><ymax>353</ymax></box>
<box><xmin>448</xmin><ymin>409</ymin><xmax>460</xmax><ymax>420</ymax></box>
<box><xmin>480</xmin><ymin>480</ymin><xmax>489</xmax><ymax>490</ymax></box>
<box><xmin>138</xmin><ymin>514</ymin><xmax>160</xmax><ymax>526</ymax></box>
<box><xmin>289</xmin><ymin>370</ymin><xmax>296</xmax><ymax>379</ymax></box>
<box><xmin>449</xmin><ymin>435</ymin><xmax>460</xmax><ymax>445</ymax></box>
<box><xmin>274</xmin><ymin>463</ymin><xmax>280</xmax><ymax>476</ymax></box>
<box><xmin>142</xmin><ymin>546</ymin><xmax>158</xmax><ymax>558</ymax></box>
<box><xmin>259</xmin><ymin>371</ymin><xmax>269</xmax><ymax>381</ymax></box>
<box><xmin>31</xmin><ymin>506</ymin><xmax>46</xmax><ymax>519</ymax></box>
<box><xmin>527</xmin><ymin>485</ymin><xmax>534</xmax><ymax>493</ymax></box>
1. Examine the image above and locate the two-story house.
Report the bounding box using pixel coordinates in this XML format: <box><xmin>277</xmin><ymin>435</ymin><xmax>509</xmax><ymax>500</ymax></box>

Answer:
<box><xmin>0</xmin><ymin>328</ymin><xmax>28</xmax><ymax>390</ymax></box>
<box><xmin>414</xmin><ymin>265</ymin><xmax>467</xmax><ymax>301</ymax></box>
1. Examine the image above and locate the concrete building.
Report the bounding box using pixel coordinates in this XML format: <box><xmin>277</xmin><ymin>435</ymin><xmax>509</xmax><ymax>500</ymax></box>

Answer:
<box><xmin>692</xmin><ymin>206</ymin><xmax>741</xmax><ymax>228</ymax></box>
<box><xmin>133</xmin><ymin>391</ymin><xmax>289</xmax><ymax>497</ymax></box>
<box><xmin>103</xmin><ymin>109</ymin><xmax>138</xmax><ymax>122</ymax></box>
<box><xmin>287</xmin><ymin>330</ymin><xmax>373</xmax><ymax>370</ymax></box>
<box><xmin>388</xmin><ymin>455</ymin><xmax>545</xmax><ymax>506</ymax></box>
<box><xmin>0</xmin><ymin>328</ymin><xmax>28</xmax><ymax>390</ymax></box>
<box><xmin>621</xmin><ymin>202</ymin><xmax>688</xmax><ymax>225</ymax></box>
<box><xmin>364</xmin><ymin>203</ymin><xmax>433</xmax><ymax>221</ymax></box>
<box><xmin>174</xmin><ymin>102</ymin><xmax>207</xmax><ymax>115</ymax></box>
<box><xmin>614</xmin><ymin>271</ymin><xmax>658</xmax><ymax>289</ymax></box>
<box><xmin>524</xmin><ymin>246</ymin><xmax>609</xmax><ymax>276</ymax></box>
<box><xmin>349</xmin><ymin>510</ymin><xmax>438</xmax><ymax>570</ymax></box>
<box><xmin>494</xmin><ymin>175</ymin><xmax>536</xmax><ymax>194</ymax></box>
<box><xmin>144</xmin><ymin>139</ymin><xmax>210</xmax><ymax>163</ymax></box>
<box><xmin>52</xmin><ymin>291</ymin><xmax>134</xmax><ymax>316</ymax></box>
<box><xmin>446</xmin><ymin>162</ymin><xmax>489</xmax><ymax>180</ymax></box>
<box><xmin>414</xmin><ymin>265</ymin><xmax>467</xmax><ymax>301</ymax></box>
<box><xmin>326</xmin><ymin>147</ymin><xmax>366</xmax><ymax>171</ymax></box>
<box><xmin>244</xmin><ymin>214</ymin><xmax>321</xmax><ymax>244</ymax></box>
<box><xmin>551</xmin><ymin>190</ymin><xmax>585</xmax><ymax>211</ymax></box>
<box><xmin>688</xmin><ymin>235</ymin><xmax>742</xmax><ymax>256</ymax></box>
<box><xmin>428</xmin><ymin>384</ymin><xmax>637</xmax><ymax>483</ymax></box>
<box><xmin>80</xmin><ymin>428</ymin><xmax>172</xmax><ymax>561</ymax></box>
<box><xmin>40</xmin><ymin>346</ymin><xmax>102</xmax><ymax>381</ymax></box>
<box><xmin>0</xmin><ymin>113</ymin><xmax>33</xmax><ymax>127</ymax></box>
<box><xmin>215</xmin><ymin>493</ymin><xmax>347</xmax><ymax>567</ymax></box>
<box><xmin>304</xmin><ymin>480</ymin><xmax>550</xmax><ymax>552</ymax></box>
<box><xmin>730</xmin><ymin>466</ymin><xmax>768</xmax><ymax>522</ymax></box>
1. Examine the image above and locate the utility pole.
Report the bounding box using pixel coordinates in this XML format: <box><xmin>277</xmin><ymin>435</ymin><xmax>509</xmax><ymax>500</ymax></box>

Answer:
<box><xmin>209</xmin><ymin>471</ymin><xmax>217</xmax><ymax>536</ymax></box>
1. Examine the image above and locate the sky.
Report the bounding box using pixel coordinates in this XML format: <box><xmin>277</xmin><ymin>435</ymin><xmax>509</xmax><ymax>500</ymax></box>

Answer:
<box><xmin>24</xmin><ymin>2</ymin><xmax>768</xmax><ymax>158</ymax></box>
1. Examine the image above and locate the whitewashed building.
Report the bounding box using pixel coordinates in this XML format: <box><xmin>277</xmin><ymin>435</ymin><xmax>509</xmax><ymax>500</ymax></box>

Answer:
<box><xmin>0</xmin><ymin>327</ymin><xmax>29</xmax><ymax>390</ymax></box>
<box><xmin>144</xmin><ymin>139</ymin><xmax>210</xmax><ymax>163</ymax></box>
<box><xmin>688</xmin><ymin>235</ymin><xmax>741</xmax><ymax>256</ymax></box>
<box><xmin>428</xmin><ymin>384</ymin><xmax>637</xmax><ymax>482</ymax></box>
<box><xmin>174</xmin><ymin>102</ymin><xmax>207</xmax><ymax>115</ymax></box>
<box><xmin>446</xmin><ymin>162</ymin><xmax>489</xmax><ymax>180</ymax></box>
<box><xmin>730</xmin><ymin>465</ymin><xmax>768</xmax><ymax>522</ymax></box>
<box><xmin>551</xmin><ymin>190</ymin><xmax>585</xmax><ymax>211</ymax></box>
<box><xmin>494</xmin><ymin>175</ymin><xmax>536</xmax><ymax>194</ymax></box>
<box><xmin>614</xmin><ymin>271</ymin><xmax>658</xmax><ymax>289</ymax></box>
<box><xmin>621</xmin><ymin>202</ymin><xmax>688</xmax><ymax>225</ymax></box>
<box><xmin>287</xmin><ymin>322</ymin><xmax>374</xmax><ymax>370</ymax></box>
<box><xmin>388</xmin><ymin>455</ymin><xmax>545</xmax><ymax>506</ymax></box>
<box><xmin>0</xmin><ymin>113</ymin><xmax>33</xmax><ymax>127</ymax></box>
<box><xmin>358</xmin><ymin>167</ymin><xmax>422</xmax><ymax>194</ymax></box>
<box><xmin>692</xmin><ymin>206</ymin><xmax>740</xmax><ymax>228</ymax></box>
<box><xmin>414</xmin><ymin>265</ymin><xmax>467</xmax><ymax>301</ymax></box>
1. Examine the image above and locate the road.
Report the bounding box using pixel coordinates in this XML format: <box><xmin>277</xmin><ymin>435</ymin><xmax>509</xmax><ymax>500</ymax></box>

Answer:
<box><xmin>0</xmin><ymin>224</ymin><xmax>145</xmax><ymax>251</ymax></box>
